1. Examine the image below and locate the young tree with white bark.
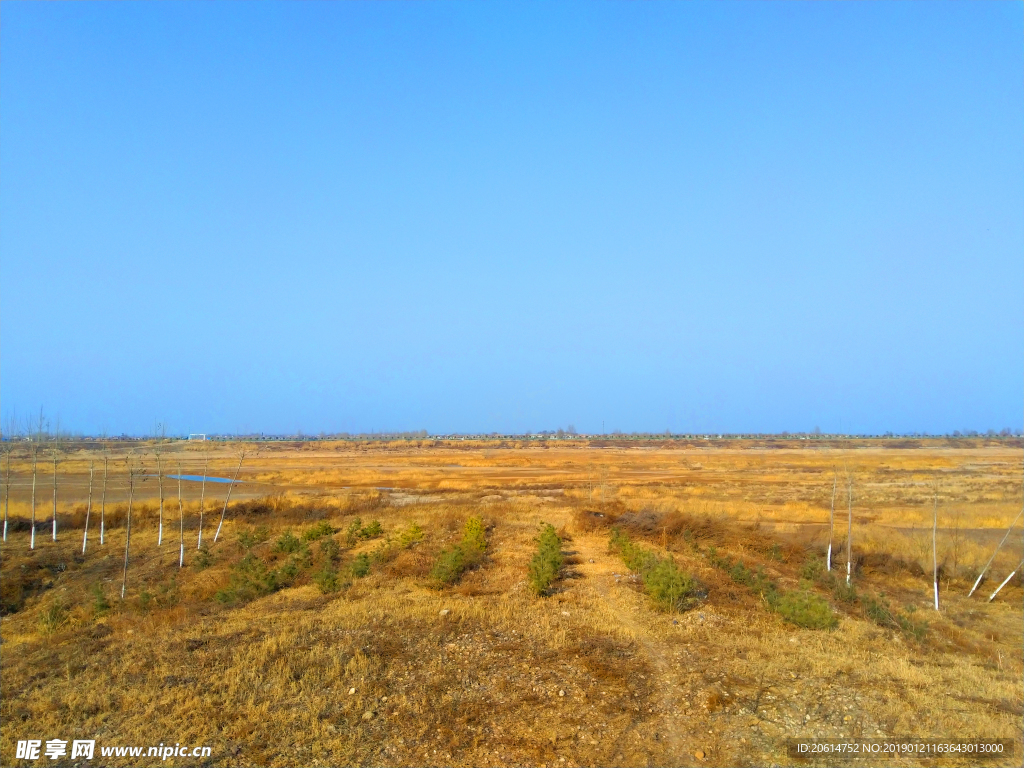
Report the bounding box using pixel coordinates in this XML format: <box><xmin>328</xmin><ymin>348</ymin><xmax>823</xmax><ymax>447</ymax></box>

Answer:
<box><xmin>213</xmin><ymin>447</ymin><xmax>249</xmax><ymax>544</ymax></box>
<box><xmin>121</xmin><ymin>456</ymin><xmax>143</xmax><ymax>600</ymax></box>
<box><xmin>988</xmin><ymin>558</ymin><xmax>1024</xmax><ymax>602</ymax></box>
<box><xmin>156</xmin><ymin>450</ymin><xmax>165</xmax><ymax>547</ymax></box>
<box><xmin>51</xmin><ymin>447</ymin><xmax>59</xmax><ymax>542</ymax></box>
<box><xmin>969</xmin><ymin>508</ymin><xmax>1023</xmax><ymax>597</ymax></box>
<box><xmin>845</xmin><ymin>472</ymin><xmax>853</xmax><ymax>586</ymax></box>
<box><xmin>82</xmin><ymin>462</ymin><xmax>95</xmax><ymax>554</ymax></box>
<box><xmin>197</xmin><ymin>451</ymin><xmax>209</xmax><ymax>550</ymax></box>
<box><xmin>177</xmin><ymin>462</ymin><xmax>185</xmax><ymax>568</ymax></box>
<box><xmin>2</xmin><ymin>446</ymin><xmax>11</xmax><ymax>543</ymax></box>
<box><xmin>826</xmin><ymin>469</ymin><xmax>837</xmax><ymax>571</ymax></box>
<box><xmin>30</xmin><ymin>447</ymin><xmax>38</xmax><ymax>550</ymax></box>
<box><xmin>100</xmin><ymin>453</ymin><xmax>108</xmax><ymax>545</ymax></box>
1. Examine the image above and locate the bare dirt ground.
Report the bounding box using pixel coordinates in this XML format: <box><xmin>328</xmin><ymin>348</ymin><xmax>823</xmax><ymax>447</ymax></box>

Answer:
<box><xmin>1</xmin><ymin>438</ymin><xmax>1021</xmax><ymax>767</ymax></box>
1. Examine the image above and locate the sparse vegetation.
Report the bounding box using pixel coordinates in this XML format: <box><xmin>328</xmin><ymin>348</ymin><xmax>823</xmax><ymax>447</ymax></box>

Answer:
<box><xmin>274</xmin><ymin>529</ymin><xmax>305</xmax><ymax>555</ymax></box>
<box><xmin>215</xmin><ymin>553</ymin><xmax>279</xmax><ymax>605</ymax></box>
<box><xmin>398</xmin><ymin>522</ymin><xmax>425</xmax><ymax>548</ymax></box>
<box><xmin>709</xmin><ymin>547</ymin><xmax>836</xmax><ymax>629</ymax></box>
<box><xmin>193</xmin><ymin>544</ymin><xmax>214</xmax><ymax>570</ymax></box>
<box><xmin>350</xmin><ymin>552</ymin><xmax>371</xmax><ymax>578</ymax></box>
<box><xmin>527</xmin><ymin>523</ymin><xmax>563</xmax><ymax>595</ymax></box>
<box><xmin>38</xmin><ymin>602</ymin><xmax>68</xmax><ymax>635</ymax></box>
<box><xmin>344</xmin><ymin>517</ymin><xmax>384</xmax><ymax>546</ymax></box>
<box><xmin>0</xmin><ymin>440</ymin><xmax>1020</xmax><ymax>768</ymax></box>
<box><xmin>237</xmin><ymin>525</ymin><xmax>270</xmax><ymax>550</ymax></box>
<box><xmin>319</xmin><ymin>536</ymin><xmax>340</xmax><ymax>561</ymax></box>
<box><xmin>430</xmin><ymin>515</ymin><xmax>487</xmax><ymax>586</ymax></box>
<box><xmin>90</xmin><ymin>582</ymin><xmax>110</xmax><ymax>616</ymax></box>
<box><xmin>610</xmin><ymin>528</ymin><xmax>702</xmax><ymax>612</ymax></box>
<box><xmin>313</xmin><ymin>563</ymin><xmax>341</xmax><ymax>593</ymax></box>
<box><xmin>303</xmin><ymin>520</ymin><xmax>334</xmax><ymax>541</ymax></box>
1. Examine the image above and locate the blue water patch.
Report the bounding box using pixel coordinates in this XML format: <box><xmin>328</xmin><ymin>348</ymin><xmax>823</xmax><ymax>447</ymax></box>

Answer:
<box><xmin>154</xmin><ymin>474</ymin><xmax>241</xmax><ymax>484</ymax></box>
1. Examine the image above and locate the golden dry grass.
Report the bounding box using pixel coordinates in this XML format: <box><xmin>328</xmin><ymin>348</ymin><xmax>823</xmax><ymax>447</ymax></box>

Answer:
<box><xmin>1</xmin><ymin>439</ymin><xmax>1021</xmax><ymax>767</ymax></box>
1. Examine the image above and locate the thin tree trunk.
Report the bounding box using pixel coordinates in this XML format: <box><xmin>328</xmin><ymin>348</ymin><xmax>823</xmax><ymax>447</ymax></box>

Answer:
<box><xmin>846</xmin><ymin>476</ymin><xmax>853</xmax><ymax>586</ymax></box>
<box><xmin>2</xmin><ymin>449</ymin><xmax>10</xmax><ymax>543</ymax></box>
<box><xmin>969</xmin><ymin>508</ymin><xmax>1024</xmax><ymax>597</ymax></box>
<box><xmin>30</xmin><ymin>450</ymin><xmax>38</xmax><ymax>550</ymax></box>
<box><xmin>177</xmin><ymin>463</ymin><xmax>184</xmax><ymax>568</ymax></box>
<box><xmin>156</xmin><ymin>452</ymin><xmax>164</xmax><ymax>546</ymax></box>
<box><xmin>988</xmin><ymin>558</ymin><xmax>1024</xmax><ymax>602</ymax></box>
<box><xmin>197</xmin><ymin>456</ymin><xmax>208</xmax><ymax>549</ymax></box>
<box><xmin>932</xmin><ymin>488</ymin><xmax>940</xmax><ymax>611</ymax></box>
<box><xmin>51</xmin><ymin>450</ymin><xmax>58</xmax><ymax>542</ymax></box>
<box><xmin>82</xmin><ymin>462</ymin><xmax>95</xmax><ymax>554</ymax></box>
<box><xmin>213</xmin><ymin>454</ymin><xmax>245</xmax><ymax>543</ymax></box>
<box><xmin>121</xmin><ymin>469</ymin><xmax>136</xmax><ymax>600</ymax></box>
<box><xmin>100</xmin><ymin>455</ymin><xmax>108</xmax><ymax>545</ymax></box>
<box><xmin>827</xmin><ymin>471</ymin><xmax>837</xmax><ymax>571</ymax></box>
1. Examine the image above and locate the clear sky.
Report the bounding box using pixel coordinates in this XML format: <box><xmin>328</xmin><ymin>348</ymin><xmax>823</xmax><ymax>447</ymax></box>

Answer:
<box><xmin>2</xmin><ymin>2</ymin><xmax>1021</xmax><ymax>436</ymax></box>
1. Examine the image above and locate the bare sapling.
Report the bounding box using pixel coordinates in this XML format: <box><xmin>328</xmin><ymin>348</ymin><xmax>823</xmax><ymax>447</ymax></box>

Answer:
<box><xmin>121</xmin><ymin>459</ymin><xmax>141</xmax><ymax>600</ymax></box>
<box><xmin>2</xmin><ymin>447</ymin><xmax>11</xmax><ymax>542</ymax></box>
<box><xmin>826</xmin><ymin>469</ymin><xmax>837</xmax><ymax>571</ymax></box>
<box><xmin>969</xmin><ymin>508</ymin><xmax>1024</xmax><ymax>597</ymax></box>
<box><xmin>988</xmin><ymin>558</ymin><xmax>1024</xmax><ymax>603</ymax></box>
<box><xmin>30</xmin><ymin>448</ymin><xmax>38</xmax><ymax>550</ymax></box>
<box><xmin>51</xmin><ymin>448</ymin><xmax>59</xmax><ymax>541</ymax></box>
<box><xmin>156</xmin><ymin>451</ymin><xmax>164</xmax><ymax>547</ymax></box>
<box><xmin>177</xmin><ymin>462</ymin><xmax>185</xmax><ymax>568</ymax></box>
<box><xmin>197</xmin><ymin>453</ymin><xmax>208</xmax><ymax>550</ymax></box>
<box><xmin>932</xmin><ymin>486</ymin><xmax>940</xmax><ymax>611</ymax></box>
<box><xmin>100</xmin><ymin>454</ymin><xmax>108</xmax><ymax>545</ymax></box>
<box><xmin>213</xmin><ymin>449</ymin><xmax>247</xmax><ymax>544</ymax></box>
<box><xmin>846</xmin><ymin>473</ymin><xmax>853</xmax><ymax>586</ymax></box>
<box><xmin>82</xmin><ymin>462</ymin><xmax>95</xmax><ymax>554</ymax></box>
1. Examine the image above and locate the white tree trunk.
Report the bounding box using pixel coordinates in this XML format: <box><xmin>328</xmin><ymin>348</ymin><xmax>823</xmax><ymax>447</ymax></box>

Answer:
<box><xmin>121</xmin><ymin>469</ymin><xmax>136</xmax><ymax>600</ymax></box>
<box><xmin>82</xmin><ymin>463</ymin><xmax>95</xmax><ymax>554</ymax></box>
<box><xmin>177</xmin><ymin>463</ymin><xmax>185</xmax><ymax>568</ymax></box>
<box><xmin>100</xmin><ymin>456</ymin><xmax>108</xmax><ymax>545</ymax></box>
<box><xmin>969</xmin><ymin>508</ymin><xmax>1023</xmax><ymax>597</ymax></box>
<box><xmin>51</xmin><ymin>450</ymin><xmax>58</xmax><ymax>542</ymax></box>
<box><xmin>213</xmin><ymin>454</ymin><xmax>245</xmax><ymax>544</ymax></box>
<box><xmin>988</xmin><ymin>559</ymin><xmax>1023</xmax><ymax>602</ymax></box>
<box><xmin>156</xmin><ymin>452</ymin><xmax>164</xmax><ymax>547</ymax></box>
<box><xmin>2</xmin><ymin>449</ymin><xmax>10</xmax><ymax>543</ymax></box>
<box><xmin>846</xmin><ymin>477</ymin><xmax>853</xmax><ymax>586</ymax></box>
<box><xmin>30</xmin><ymin>451</ymin><xmax>37</xmax><ymax>550</ymax></box>
<box><xmin>827</xmin><ymin>472</ymin><xmax>837</xmax><ymax>571</ymax></box>
<box><xmin>197</xmin><ymin>456</ymin><xmax>208</xmax><ymax>550</ymax></box>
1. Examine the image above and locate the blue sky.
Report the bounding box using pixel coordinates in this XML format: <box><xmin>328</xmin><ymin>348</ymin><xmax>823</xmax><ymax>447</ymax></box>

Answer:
<box><xmin>2</xmin><ymin>2</ymin><xmax>1021</xmax><ymax>436</ymax></box>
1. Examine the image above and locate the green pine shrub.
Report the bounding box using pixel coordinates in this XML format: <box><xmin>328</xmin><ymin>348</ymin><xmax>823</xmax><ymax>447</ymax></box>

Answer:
<box><xmin>350</xmin><ymin>552</ymin><xmax>371</xmax><ymax>578</ymax></box>
<box><xmin>274</xmin><ymin>530</ymin><xmax>305</xmax><ymax>555</ymax></box>
<box><xmin>303</xmin><ymin>520</ymin><xmax>334</xmax><ymax>541</ymax></box>
<box><xmin>527</xmin><ymin>523</ymin><xmax>564</xmax><ymax>595</ymax></box>
<box><xmin>609</xmin><ymin>528</ymin><xmax>702</xmax><ymax>612</ymax></box>
<box><xmin>429</xmin><ymin>516</ymin><xmax>488</xmax><ymax>587</ymax></box>
<box><xmin>237</xmin><ymin>525</ymin><xmax>270</xmax><ymax>550</ymax></box>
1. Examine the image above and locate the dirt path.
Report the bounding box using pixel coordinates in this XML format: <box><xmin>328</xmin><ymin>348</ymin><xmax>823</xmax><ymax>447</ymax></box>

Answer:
<box><xmin>571</xmin><ymin>531</ymin><xmax>697</xmax><ymax>766</ymax></box>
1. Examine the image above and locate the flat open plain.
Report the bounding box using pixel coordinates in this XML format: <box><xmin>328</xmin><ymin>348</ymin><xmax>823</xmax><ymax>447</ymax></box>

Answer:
<box><xmin>1</xmin><ymin>438</ymin><xmax>1021</xmax><ymax>767</ymax></box>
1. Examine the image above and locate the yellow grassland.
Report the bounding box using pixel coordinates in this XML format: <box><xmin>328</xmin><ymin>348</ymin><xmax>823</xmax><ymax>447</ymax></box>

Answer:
<box><xmin>0</xmin><ymin>439</ymin><xmax>1021</xmax><ymax>767</ymax></box>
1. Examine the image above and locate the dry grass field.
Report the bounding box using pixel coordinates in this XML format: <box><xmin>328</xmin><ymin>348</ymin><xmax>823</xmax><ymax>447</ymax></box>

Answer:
<box><xmin>1</xmin><ymin>438</ymin><xmax>1021</xmax><ymax>767</ymax></box>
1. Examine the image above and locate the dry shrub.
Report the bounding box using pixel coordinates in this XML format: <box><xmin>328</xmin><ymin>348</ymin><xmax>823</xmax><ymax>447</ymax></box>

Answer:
<box><xmin>570</xmin><ymin>504</ymin><xmax>625</xmax><ymax>533</ymax></box>
<box><xmin>859</xmin><ymin>551</ymin><xmax>925</xmax><ymax>577</ymax></box>
<box><xmin>616</xmin><ymin>509</ymin><xmax>662</xmax><ymax>536</ymax></box>
<box><xmin>382</xmin><ymin>546</ymin><xmax>434</xmax><ymax>580</ymax></box>
<box><xmin>341</xmin><ymin>491</ymin><xmax>391</xmax><ymax>516</ymax></box>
